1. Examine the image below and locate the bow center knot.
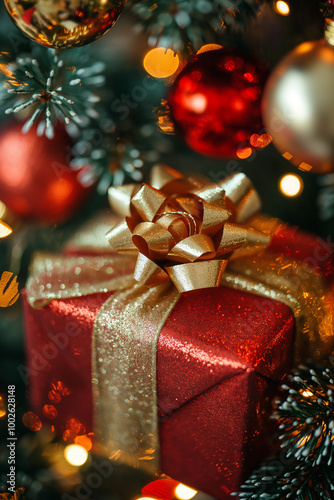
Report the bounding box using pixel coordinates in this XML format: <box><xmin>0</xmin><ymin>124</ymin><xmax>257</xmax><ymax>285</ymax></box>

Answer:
<box><xmin>106</xmin><ymin>165</ymin><xmax>270</xmax><ymax>293</ymax></box>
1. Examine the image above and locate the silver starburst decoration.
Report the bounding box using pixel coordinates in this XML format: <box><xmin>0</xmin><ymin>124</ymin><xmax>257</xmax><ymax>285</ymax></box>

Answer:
<box><xmin>1</xmin><ymin>48</ymin><xmax>105</xmax><ymax>139</ymax></box>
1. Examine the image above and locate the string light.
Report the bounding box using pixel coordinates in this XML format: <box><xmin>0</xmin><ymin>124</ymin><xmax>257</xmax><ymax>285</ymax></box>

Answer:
<box><xmin>275</xmin><ymin>1</ymin><xmax>290</xmax><ymax>16</ymax></box>
<box><xmin>0</xmin><ymin>220</ymin><xmax>12</xmax><ymax>238</ymax></box>
<box><xmin>279</xmin><ymin>174</ymin><xmax>303</xmax><ymax>197</ymax></box>
<box><xmin>143</xmin><ymin>48</ymin><xmax>180</xmax><ymax>78</ymax></box>
<box><xmin>175</xmin><ymin>483</ymin><xmax>197</xmax><ymax>500</ymax></box>
<box><xmin>64</xmin><ymin>444</ymin><xmax>88</xmax><ymax>466</ymax></box>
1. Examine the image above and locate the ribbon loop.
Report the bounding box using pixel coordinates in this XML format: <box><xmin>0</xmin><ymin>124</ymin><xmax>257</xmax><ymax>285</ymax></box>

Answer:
<box><xmin>107</xmin><ymin>165</ymin><xmax>269</xmax><ymax>293</ymax></box>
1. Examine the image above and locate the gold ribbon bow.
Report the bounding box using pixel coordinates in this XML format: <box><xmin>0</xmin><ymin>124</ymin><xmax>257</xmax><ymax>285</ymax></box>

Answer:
<box><xmin>106</xmin><ymin>165</ymin><xmax>270</xmax><ymax>293</ymax></box>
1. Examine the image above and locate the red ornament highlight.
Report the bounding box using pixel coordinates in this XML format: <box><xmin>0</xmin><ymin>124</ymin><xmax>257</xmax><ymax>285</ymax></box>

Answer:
<box><xmin>0</xmin><ymin>122</ymin><xmax>93</xmax><ymax>224</ymax></box>
<box><xmin>141</xmin><ymin>479</ymin><xmax>179</xmax><ymax>500</ymax></box>
<box><xmin>168</xmin><ymin>47</ymin><xmax>268</xmax><ymax>158</ymax></box>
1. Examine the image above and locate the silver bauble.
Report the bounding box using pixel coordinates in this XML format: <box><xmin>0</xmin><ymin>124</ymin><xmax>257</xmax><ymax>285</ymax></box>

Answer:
<box><xmin>262</xmin><ymin>20</ymin><xmax>334</xmax><ymax>174</ymax></box>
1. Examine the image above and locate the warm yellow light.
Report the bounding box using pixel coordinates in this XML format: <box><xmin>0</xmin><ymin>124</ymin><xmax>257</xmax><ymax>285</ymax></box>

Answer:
<box><xmin>0</xmin><ymin>395</ymin><xmax>6</xmax><ymax>419</ymax></box>
<box><xmin>275</xmin><ymin>1</ymin><xmax>290</xmax><ymax>16</ymax></box>
<box><xmin>279</xmin><ymin>174</ymin><xmax>303</xmax><ymax>197</ymax></box>
<box><xmin>297</xmin><ymin>435</ymin><xmax>310</xmax><ymax>448</ymax></box>
<box><xmin>137</xmin><ymin>498</ymin><xmax>157</xmax><ymax>500</ymax></box>
<box><xmin>175</xmin><ymin>483</ymin><xmax>197</xmax><ymax>500</ymax></box>
<box><xmin>0</xmin><ymin>220</ymin><xmax>12</xmax><ymax>238</ymax></box>
<box><xmin>0</xmin><ymin>201</ymin><xmax>6</xmax><ymax>219</ymax></box>
<box><xmin>143</xmin><ymin>48</ymin><xmax>180</xmax><ymax>79</ymax></box>
<box><xmin>302</xmin><ymin>390</ymin><xmax>313</xmax><ymax>398</ymax></box>
<box><xmin>64</xmin><ymin>444</ymin><xmax>88</xmax><ymax>466</ymax></box>
<box><xmin>197</xmin><ymin>44</ymin><xmax>223</xmax><ymax>54</ymax></box>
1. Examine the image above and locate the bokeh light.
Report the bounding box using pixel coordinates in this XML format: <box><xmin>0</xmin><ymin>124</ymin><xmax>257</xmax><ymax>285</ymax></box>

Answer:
<box><xmin>197</xmin><ymin>44</ymin><xmax>223</xmax><ymax>54</ymax></box>
<box><xmin>0</xmin><ymin>395</ymin><xmax>6</xmax><ymax>418</ymax></box>
<box><xmin>64</xmin><ymin>444</ymin><xmax>88</xmax><ymax>466</ymax></box>
<box><xmin>22</xmin><ymin>411</ymin><xmax>42</xmax><ymax>431</ymax></box>
<box><xmin>43</xmin><ymin>404</ymin><xmax>58</xmax><ymax>419</ymax></box>
<box><xmin>48</xmin><ymin>389</ymin><xmax>62</xmax><ymax>403</ymax></box>
<box><xmin>0</xmin><ymin>220</ymin><xmax>12</xmax><ymax>238</ymax></box>
<box><xmin>51</xmin><ymin>380</ymin><xmax>71</xmax><ymax>396</ymax></box>
<box><xmin>279</xmin><ymin>174</ymin><xmax>303</xmax><ymax>197</ymax></box>
<box><xmin>0</xmin><ymin>201</ymin><xmax>7</xmax><ymax>218</ymax></box>
<box><xmin>237</xmin><ymin>146</ymin><xmax>253</xmax><ymax>159</ymax></box>
<box><xmin>250</xmin><ymin>133</ymin><xmax>272</xmax><ymax>149</ymax></box>
<box><xmin>302</xmin><ymin>390</ymin><xmax>313</xmax><ymax>397</ymax></box>
<box><xmin>143</xmin><ymin>48</ymin><xmax>180</xmax><ymax>78</ymax></box>
<box><xmin>75</xmin><ymin>434</ymin><xmax>93</xmax><ymax>451</ymax></box>
<box><xmin>175</xmin><ymin>483</ymin><xmax>197</xmax><ymax>500</ymax></box>
<box><xmin>275</xmin><ymin>1</ymin><xmax>290</xmax><ymax>16</ymax></box>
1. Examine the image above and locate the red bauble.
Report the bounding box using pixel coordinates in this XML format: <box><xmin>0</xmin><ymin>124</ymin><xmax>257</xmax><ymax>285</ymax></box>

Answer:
<box><xmin>141</xmin><ymin>479</ymin><xmax>179</xmax><ymax>500</ymax></box>
<box><xmin>0</xmin><ymin>122</ymin><xmax>92</xmax><ymax>224</ymax></box>
<box><xmin>168</xmin><ymin>47</ymin><xmax>268</xmax><ymax>158</ymax></box>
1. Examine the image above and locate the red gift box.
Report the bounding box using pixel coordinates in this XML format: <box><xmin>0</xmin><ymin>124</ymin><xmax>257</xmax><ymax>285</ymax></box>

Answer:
<box><xmin>22</xmin><ymin>218</ymin><xmax>334</xmax><ymax>499</ymax></box>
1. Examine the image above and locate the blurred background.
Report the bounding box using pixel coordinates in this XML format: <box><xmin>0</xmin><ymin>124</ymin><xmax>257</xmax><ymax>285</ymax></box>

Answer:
<box><xmin>0</xmin><ymin>0</ymin><xmax>333</xmax><ymax>498</ymax></box>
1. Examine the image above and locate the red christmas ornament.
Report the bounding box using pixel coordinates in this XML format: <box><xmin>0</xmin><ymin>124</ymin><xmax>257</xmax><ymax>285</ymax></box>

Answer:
<box><xmin>141</xmin><ymin>479</ymin><xmax>179</xmax><ymax>500</ymax></box>
<box><xmin>0</xmin><ymin>122</ymin><xmax>93</xmax><ymax>224</ymax></box>
<box><xmin>168</xmin><ymin>47</ymin><xmax>268</xmax><ymax>158</ymax></box>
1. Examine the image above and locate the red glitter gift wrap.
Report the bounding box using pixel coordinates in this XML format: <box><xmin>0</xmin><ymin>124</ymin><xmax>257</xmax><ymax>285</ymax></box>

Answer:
<box><xmin>23</xmin><ymin>224</ymin><xmax>334</xmax><ymax>499</ymax></box>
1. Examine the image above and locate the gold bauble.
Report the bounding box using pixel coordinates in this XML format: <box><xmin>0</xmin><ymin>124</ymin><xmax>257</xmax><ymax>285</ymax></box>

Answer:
<box><xmin>262</xmin><ymin>20</ymin><xmax>334</xmax><ymax>174</ymax></box>
<box><xmin>3</xmin><ymin>0</ymin><xmax>126</xmax><ymax>49</ymax></box>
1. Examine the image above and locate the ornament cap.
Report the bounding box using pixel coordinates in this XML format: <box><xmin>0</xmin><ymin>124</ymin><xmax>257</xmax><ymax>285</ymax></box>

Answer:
<box><xmin>325</xmin><ymin>18</ymin><xmax>334</xmax><ymax>46</ymax></box>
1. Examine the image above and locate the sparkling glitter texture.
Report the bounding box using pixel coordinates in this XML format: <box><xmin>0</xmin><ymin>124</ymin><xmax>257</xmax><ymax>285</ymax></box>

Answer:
<box><xmin>168</xmin><ymin>47</ymin><xmax>268</xmax><ymax>158</ymax></box>
<box><xmin>93</xmin><ymin>282</ymin><xmax>179</xmax><ymax>472</ymax></box>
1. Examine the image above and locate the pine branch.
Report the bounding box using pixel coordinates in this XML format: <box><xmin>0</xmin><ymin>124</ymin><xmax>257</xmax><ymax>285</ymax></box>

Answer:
<box><xmin>235</xmin><ymin>359</ymin><xmax>334</xmax><ymax>499</ymax></box>
<box><xmin>235</xmin><ymin>459</ymin><xmax>334</xmax><ymax>499</ymax></box>
<box><xmin>276</xmin><ymin>364</ymin><xmax>334</xmax><ymax>467</ymax></box>
<box><xmin>318</xmin><ymin>174</ymin><xmax>334</xmax><ymax>221</ymax></box>
<box><xmin>0</xmin><ymin>47</ymin><xmax>105</xmax><ymax>139</ymax></box>
<box><xmin>129</xmin><ymin>0</ymin><xmax>267</xmax><ymax>53</ymax></box>
<box><xmin>70</xmin><ymin>120</ymin><xmax>171</xmax><ymax>193</ymax></box>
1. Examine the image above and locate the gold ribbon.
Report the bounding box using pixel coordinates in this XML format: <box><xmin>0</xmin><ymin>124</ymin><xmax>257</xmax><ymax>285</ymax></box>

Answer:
<box><xmin>25</xmin><ymin>167</ymin><xmax>334</xmax><ymax>474</ymax></box>
<box><xmin>92</xmin><ymin>282</ymin><xmax>179</xmax><ymax>472</ymax></box>
<box><xmin>106</xmin><ymin>165</ymin><xmax>270</xmax><ymax>292</ymax></box>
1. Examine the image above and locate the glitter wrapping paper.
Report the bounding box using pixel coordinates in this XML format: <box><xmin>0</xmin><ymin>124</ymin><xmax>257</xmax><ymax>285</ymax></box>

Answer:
<box><xmin>23</xmin><ymin>226</ymin><xmax>334</xmax><ymax>499</ymax></box>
